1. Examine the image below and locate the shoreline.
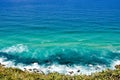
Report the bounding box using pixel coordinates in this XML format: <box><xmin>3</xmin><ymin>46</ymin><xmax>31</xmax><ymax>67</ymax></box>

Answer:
<box><xmin>0</xmin><ymin>59</ymin><xmax>119</xmax><ymax>76</ymax></box>
<box><xmin>0</xmin><ymin>63</ymin><xmax>120</xmax><ymax>80</ymax></box>
<box><xmin>0</xmin><ymin>62</ymin><xmax>111</xmax><ymax>75</ymax></box>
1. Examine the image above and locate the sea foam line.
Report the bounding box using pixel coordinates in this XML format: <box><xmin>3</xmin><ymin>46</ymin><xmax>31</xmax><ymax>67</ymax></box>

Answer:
<box><xmin>0</xmin><ymin>57</ymin><xmax>119</xmax><ymax>75</ymax></box>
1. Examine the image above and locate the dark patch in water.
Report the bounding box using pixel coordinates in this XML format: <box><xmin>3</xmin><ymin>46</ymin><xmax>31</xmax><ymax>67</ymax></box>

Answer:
<box><xmin>0</xmin><ymin>49</ymin><xmax>119</xmax><ymax>66</ymax></box>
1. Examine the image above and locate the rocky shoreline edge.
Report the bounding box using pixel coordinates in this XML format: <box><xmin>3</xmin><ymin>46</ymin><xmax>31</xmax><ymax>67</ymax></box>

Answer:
<box><xmin>0</xmin><ymin>63</ymin><xmax>120</xmax><ymax>80</ymax></box>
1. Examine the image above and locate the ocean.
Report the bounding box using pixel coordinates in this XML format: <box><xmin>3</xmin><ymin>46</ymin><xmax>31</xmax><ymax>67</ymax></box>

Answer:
<box><xmin>0</xmin><ymin>0</ymin><xmax>120</xmax><ymax>75</ymax></box>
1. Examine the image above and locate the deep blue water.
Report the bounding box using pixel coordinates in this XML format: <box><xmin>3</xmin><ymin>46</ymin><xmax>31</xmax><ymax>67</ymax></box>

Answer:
<box><xmin>0</xmin><ymin>0</ymin><xmax>120</xmax><ymax>74</ymax></box>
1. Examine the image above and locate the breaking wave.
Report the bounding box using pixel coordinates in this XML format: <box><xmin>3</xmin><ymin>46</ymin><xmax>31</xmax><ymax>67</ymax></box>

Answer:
<box><xmin>0</xmin><ymin>44</ymin><xmax>120</xmax><ymax>75</ymax></box>
<box><xmin>0</xmin><ymin>44</ymin><xmax>28</xmax><ymax>53</ymax></box>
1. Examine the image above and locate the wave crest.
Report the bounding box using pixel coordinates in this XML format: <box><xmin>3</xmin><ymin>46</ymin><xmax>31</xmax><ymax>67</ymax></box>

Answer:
<box><xmin>0</xmin><ymin>44</ymin><xmax>28</xmax><ymax>53</ymax></box>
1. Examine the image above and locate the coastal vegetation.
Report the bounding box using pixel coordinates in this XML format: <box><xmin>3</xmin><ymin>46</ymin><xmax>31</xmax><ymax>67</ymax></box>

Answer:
<box><xmin>0</xmin><ymin>64</ymin><xmax>120</xmax><ymax>80</ymax></box>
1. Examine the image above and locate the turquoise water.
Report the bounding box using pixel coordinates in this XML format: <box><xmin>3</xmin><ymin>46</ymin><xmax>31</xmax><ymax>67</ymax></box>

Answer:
<box><xmin>0</xmin><ymin>0</ymin><xmax>120</xmax><ymax>74</ymax></box>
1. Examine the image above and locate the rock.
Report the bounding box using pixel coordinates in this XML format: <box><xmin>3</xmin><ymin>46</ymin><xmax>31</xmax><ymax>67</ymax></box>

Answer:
<box><xmin>115</xmin><ymin>65</ymin><xmax>120</xmax><ymax>69</ymax></box>
<box><xmin>39</xmin><ymin>70</ymin><xmax>45</xmax><ymax>74</ymax></box>
<box><xmin>28</xmin><ymin>69</ymin><xmax>32</xmax><ymax>71</ymax></box>
<box><xmin>1</xmin><ymin>64</ymin><xmax>5</xmax><ymax>66</ymax></box>
<box><xmin>95</xmin><ymin>66</ymin><xmax>101</xmax><ymax>70</ymax></box>
<box><xmin>33</xmin><ymin>68</ymin><xmax>39</xmax><ymax>73</ymax></box>
<box><xmin>69</xmin><ymin>71</ymin><xmax>74</xmax><ymax>74</ymax></box>
<box><xmin>48</xmin><ymin>67</ymin><xmax>51</xmax><ymax>69</ymax></box>
<box><xmin>77</xmin><ymin>70</ymin><xmax>80</xmax><ymax>72</ymax></box>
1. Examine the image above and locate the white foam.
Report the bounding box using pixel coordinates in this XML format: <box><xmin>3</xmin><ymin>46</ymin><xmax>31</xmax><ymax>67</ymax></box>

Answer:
<box><xmin>0</xmin><ymin>44</ymin><xmax>28</xmax><ymax>53</ymax></box>
<box><xmin>0</xmin><ymin>56</ymin><xmax>119</xmax><ymax>75</ymax></box>
<box><xmin>0</xmin><ymin>57</ymin><xmax>107</xmax><ymax>75</ymax></box>
<box><xmin>16</xmin><ymin>64</ymin><xmax>106</xmax><ymax>75</ymax></box>
<box><xmin>111</xmin><ymin>60</ymin><xmax>120</xmax><ymax>69</ymax></box>
<box><xmin>0</xmin><ymin>57</ymin><xmax>15</xmax><ymax>67</ymax></box>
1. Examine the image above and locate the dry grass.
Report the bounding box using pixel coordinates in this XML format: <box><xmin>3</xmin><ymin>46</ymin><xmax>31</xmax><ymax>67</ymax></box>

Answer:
<box><xmin>0</xmin><ymin>65</ymin><xmax>120</xmax><ymax>80</ymax></box>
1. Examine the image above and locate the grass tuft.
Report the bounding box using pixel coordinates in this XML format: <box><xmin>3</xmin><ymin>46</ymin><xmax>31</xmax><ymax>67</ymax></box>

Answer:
<box><xmin>0</xmin><ymin>65</ymin><xmax>120</xmax><ymax>80</ymax></box>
